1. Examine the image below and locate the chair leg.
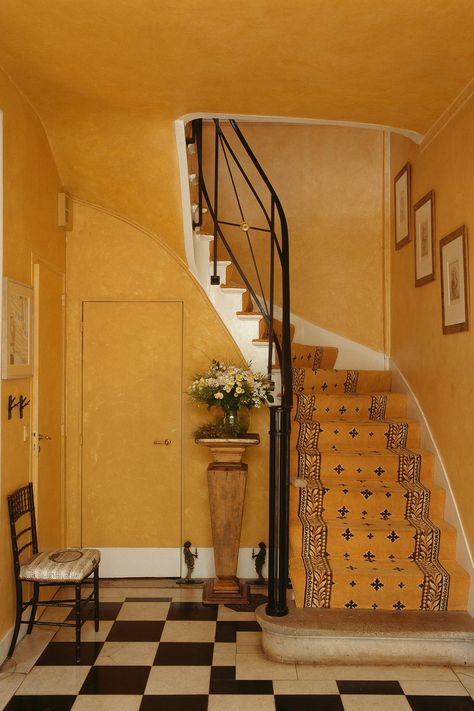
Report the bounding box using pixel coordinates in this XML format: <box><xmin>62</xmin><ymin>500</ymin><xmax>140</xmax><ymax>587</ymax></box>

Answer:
<box><xmin>93</xmin><ymin>567</ymin><xmax>100</xmax><ymax>632</ymax></box>
<box><xmin>75</xmin><ymin>584</ymin><xmax>81</xmax><ymax>664</ymax></box>
<box><xmin>27</xmin><ymin>582</ymin><xmax>39</xmax><ymax>634</ymax></box>
<box><xmin>7</xmin><ymin>580</ymin><xmax>23</xmax><ymax>658</ymax></box>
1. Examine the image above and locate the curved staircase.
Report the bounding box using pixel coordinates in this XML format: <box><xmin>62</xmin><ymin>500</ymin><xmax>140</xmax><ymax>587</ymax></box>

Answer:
<box><xmin>183</xmin><ymin>117</ymin><xmax>473</xmax><ymax>664</ymax></box>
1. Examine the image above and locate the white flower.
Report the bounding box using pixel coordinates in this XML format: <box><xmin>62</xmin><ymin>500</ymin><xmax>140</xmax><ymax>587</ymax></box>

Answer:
<box><xmin>214</xmin><ymin>392</ymin><xmax>224</xmax><ymax>399</ymax></box>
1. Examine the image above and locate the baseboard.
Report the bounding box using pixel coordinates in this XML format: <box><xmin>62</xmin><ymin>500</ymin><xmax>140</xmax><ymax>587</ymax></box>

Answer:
<box><xmin>390</xmin><ymin>359</ymin><xmax>474</xmax><ymax>614</ymax></box>
<box><xmin>96</xmin><ymin>547</ymin><xmax>267</xmax><ymax>581</ymax></box>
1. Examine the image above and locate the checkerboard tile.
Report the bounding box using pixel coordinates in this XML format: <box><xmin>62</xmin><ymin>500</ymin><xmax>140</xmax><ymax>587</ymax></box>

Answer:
<box><xmin>3</xmin><ymin>586</ymin><xmax>473</xmax><ymax>711</ymax></box>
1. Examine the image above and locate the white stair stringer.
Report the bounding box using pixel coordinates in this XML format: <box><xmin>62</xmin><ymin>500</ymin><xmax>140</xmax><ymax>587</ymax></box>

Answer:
<box><xmin>209</xmin><ymin>283</ymin><xmax>268</xmax><ymax>372</ymax></box>
<box><xmin>208</xmin><ymin>279</ymin><xmax>282</xmax><ymax>399</ymax></box>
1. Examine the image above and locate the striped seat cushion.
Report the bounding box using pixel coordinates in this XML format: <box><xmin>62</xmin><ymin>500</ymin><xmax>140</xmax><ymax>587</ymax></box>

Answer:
<box><xmin>20</xmin><ymin>548</ymin><xmax>100</xmax><ymax>582</ymax></box>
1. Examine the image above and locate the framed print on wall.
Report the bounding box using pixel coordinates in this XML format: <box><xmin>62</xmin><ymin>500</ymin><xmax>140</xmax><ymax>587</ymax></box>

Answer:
<box><xmin>440</xmin><ymin>225</ymin><xmax>469</xmax><ymax>334</ymax></box>
<box><xmin>414</xmin><ymin>190</ymin><xmax>435</xmax><ymax>287</ymax></box>
<box><xmin>1</xmin><ymin>278</ymin><xmax>34</xmax><ymax>379</ymax></box>
<box><xmin>394</xmin><ymin>162</ymin><xmax>411</xmax><ymax>249</ymax></box>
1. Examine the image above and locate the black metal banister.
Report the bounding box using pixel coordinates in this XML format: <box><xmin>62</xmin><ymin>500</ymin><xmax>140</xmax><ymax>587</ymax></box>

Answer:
<box><xmin>191</xmin><ymin>117</ymin><xmax>292</xmax><ymax>616</ymax></box>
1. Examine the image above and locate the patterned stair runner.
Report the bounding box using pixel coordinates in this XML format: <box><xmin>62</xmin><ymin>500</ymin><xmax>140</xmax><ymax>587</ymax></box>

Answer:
<box><xmin>289</xmin><ymin>364</ymin><xmax>470</xmax><ymax>611</ymax></box>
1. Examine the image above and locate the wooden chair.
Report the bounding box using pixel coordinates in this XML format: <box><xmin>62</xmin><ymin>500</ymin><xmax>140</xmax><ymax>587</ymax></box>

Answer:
<box><xmin>7</xmin><ymin>483</ymin><xmax>100</xmax><ymax>663</ymax></box>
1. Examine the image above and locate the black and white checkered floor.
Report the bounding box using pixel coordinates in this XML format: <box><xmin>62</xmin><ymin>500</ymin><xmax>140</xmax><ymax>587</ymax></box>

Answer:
<box><xmin>1</xmin><ymin>583</ymin><xmax>473</xmax><ymax>710</ymax></box>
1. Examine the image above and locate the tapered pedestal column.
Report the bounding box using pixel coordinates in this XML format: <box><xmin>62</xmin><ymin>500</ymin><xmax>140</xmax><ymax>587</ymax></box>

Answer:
<box><xmin>196</xmin><ymin>435</ymin><xmax>260</xmax><ymax>605</ymax></box>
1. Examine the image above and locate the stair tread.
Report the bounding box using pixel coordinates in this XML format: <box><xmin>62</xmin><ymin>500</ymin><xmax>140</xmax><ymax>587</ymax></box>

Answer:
<box><xmin>324</xmin><ymin>517</ymin><xmax>455</xmax><ymax>530</ymax></box>
<box><xmin>308</xmin><ymin>447</ymin><xmax>433</xmax><ymax>456</ymax></box>
<box><xmin>299</xmin><ymin>391</ymin><xmax>402</xmax><ymax>398</ymax></box>
<box><xmin>311</xmin><ymin>417</ymin><xmax>419</xmax><ymax>425</ymax></box>
<box><xmin>328</xmin><ymin>557</ymin><xmax>468</xmax><ymax>574</ymax></box>
<box><xmin>306</xmin><ymin>477</ymin><xmax>442</xmax><ymax>490</ymax></box>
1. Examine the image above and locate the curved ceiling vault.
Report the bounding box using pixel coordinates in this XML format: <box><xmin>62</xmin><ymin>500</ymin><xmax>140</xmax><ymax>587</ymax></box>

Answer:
<box><xmin>0</xmin><ymin>0</ymin><xmax>473</xmax><ymax>251</ymax></box>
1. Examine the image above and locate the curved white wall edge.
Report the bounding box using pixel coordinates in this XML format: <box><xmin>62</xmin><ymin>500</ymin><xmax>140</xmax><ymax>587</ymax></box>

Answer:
<box><xmin>271</xmin><ymin>302</ymin><xmax>387</xmax><ymax>371</ymax></box>
<box><xmin>174</xmin><ymin>113</ymin><xmax>422</xmax><ymax>301</ymax></box>
<box><xmin>175</xmin><ymin>118</ymin><xmax>198</xmax><ymax>279</ymax></box>
<box><xmin>179</xmin><ymin>111</ymin><xmax>423</xmax><ymax>144</ymax></box>
<box><xmin>390</xmin><ymin>359</ymin><xmax>474</xmax><ymax>614</ymax></box>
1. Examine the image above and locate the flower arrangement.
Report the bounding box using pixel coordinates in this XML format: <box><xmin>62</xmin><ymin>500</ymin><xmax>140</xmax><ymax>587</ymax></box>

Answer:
<box><xmin>189</xmin><ymin>360</ymin><xmax>274</xmax><ymax>412</ymax></box>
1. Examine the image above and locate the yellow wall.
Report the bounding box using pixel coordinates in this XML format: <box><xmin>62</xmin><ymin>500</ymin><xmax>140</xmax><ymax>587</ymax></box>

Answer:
<box><xmin>0</xmin><ymin>68</ymin><xmax>65</xmax><ymax>640</ymax></box>
<box><xmin>390</xmin><ymin>93</ymin><xmax>474</xmax><ymax>550</ymax></box>
<box><xmin>202</xmin><ymin>123</ymin><xmax>386</xmax><ymax>351</ymax></box>
<box><xmin>66</xmin><ymin>201</ymin><xmax>269</xmax><ymax>551</ymax></box>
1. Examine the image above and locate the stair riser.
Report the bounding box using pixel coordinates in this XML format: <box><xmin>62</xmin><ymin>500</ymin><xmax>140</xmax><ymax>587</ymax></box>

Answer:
<box><xmin>292</xmin><ymin>421</ymin><xmax>421</xmax><ymax>451</ymax></box>
<box><xmin>330</xmin><ymin>572</ymin><xmax>425</xmax><ymax>610</ymax></box>
<box><xmin>323</xmin><ymin>524</ymin><xmax>456</xmax><ymax>560</ymax></box>
<box><xmin>290</xmin><ymin>554</ymin><xmax>470</xmax><ymax>612</ymax></box>
<box><xmin>294</xmin><ymin>393</ymin><xmax>407</xmax><ymax>420</ymax></box>
<box><xmin>291</xmin><ymin>345</ymin><xmax>338</xmax><ymax>370</ymax></box>
<box><xmin>290</xmin><ymin>449</ymin><xmax>435</xmax><ymax>485</ymax></box>
<box><xmin>292</xmin><ymin>368</ymin><xmax>392</xmax><ymax>394</ymax></box>
<box><xmin>312</xmin><ymin>486</ymin><xmax>445</xmax><ymax>521</ymax></box>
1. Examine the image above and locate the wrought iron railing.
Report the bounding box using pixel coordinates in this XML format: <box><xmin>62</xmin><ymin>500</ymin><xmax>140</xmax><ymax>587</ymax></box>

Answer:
<box><xmin>189</xmin><ymin>118</ymin><xmax>292</xmax><ymax>616</ymax></box>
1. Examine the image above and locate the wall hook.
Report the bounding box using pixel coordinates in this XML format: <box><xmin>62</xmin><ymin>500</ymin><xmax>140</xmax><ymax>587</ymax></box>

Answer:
<box><xmin>19</xmin><ymin>395</ymin><xmax>30</xmax><ymax>419</ymax></box>
<box><xmin>8</xmin><ymin>395</ymin><xmax>19</xmax><ymax>420</ymax></box>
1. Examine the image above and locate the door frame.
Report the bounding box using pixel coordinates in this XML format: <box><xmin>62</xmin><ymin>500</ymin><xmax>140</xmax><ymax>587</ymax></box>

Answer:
<box><xmin>31</xmin><ymin>255</ymin><xmax>66</xmax><ymax>547</ymax></box>
<box><xmin>80</xmin><ymin>299</ymin><xmax>184</xmax><ymax>577</ymax></box>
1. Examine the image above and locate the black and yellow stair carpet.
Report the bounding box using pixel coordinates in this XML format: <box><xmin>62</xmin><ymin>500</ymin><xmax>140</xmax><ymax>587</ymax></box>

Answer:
<box><xmin>289</xmin><ymin>354</ymin><xmax>470</xmax><ymax>611</ymax></box>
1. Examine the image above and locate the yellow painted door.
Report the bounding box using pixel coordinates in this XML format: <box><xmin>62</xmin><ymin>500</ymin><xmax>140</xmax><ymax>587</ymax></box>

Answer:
<box><xmin>81</xmin><ymin>301</ymin><xmax>182</xmax><ymax>573</ymax></box>
<box><xmin>32</xmin><ymin>261</ymin><xmax>65</xmax><ymax>551</ymax></box>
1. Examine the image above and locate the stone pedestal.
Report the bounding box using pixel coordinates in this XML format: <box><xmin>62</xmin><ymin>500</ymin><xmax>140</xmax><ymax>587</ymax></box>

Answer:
<box><xmin>196</xmin><ymin>435</ymin><xmax>260</xmax><ymax>605</ymax></box>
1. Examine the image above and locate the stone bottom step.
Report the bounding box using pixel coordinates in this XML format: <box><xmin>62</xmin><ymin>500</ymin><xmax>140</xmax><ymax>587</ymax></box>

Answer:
<box><xmin>256</xmin><ymin>605</ymin><xmax>474</xmax><ymax>666</ymax></box>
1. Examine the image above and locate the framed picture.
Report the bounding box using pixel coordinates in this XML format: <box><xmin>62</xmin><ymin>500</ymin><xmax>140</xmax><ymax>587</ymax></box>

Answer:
<box><xmin>394</xmin><ymin>162</ymin><xmax>411</xmax><ymax>249</ymax></box>
<box><xmin>414</xmin><ymin>190</ymin><xmax>435</xmax><ymax>286</ymax></box>
<box><xmin>440</xmin><ymin>226</ymin><xmax>469</xmax><ymax>334</ymax></box>
<box><xmin>2</xmin><ymin>278</ymin><xmax>34</xmax><ymax>379</ymax></box>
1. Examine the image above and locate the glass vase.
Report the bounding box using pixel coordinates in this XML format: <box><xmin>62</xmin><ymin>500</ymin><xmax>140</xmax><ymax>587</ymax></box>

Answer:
<box><xmin>220</xmin><ymin>407</ymin><xmax>250</xmax><ymax>436</ymax></box>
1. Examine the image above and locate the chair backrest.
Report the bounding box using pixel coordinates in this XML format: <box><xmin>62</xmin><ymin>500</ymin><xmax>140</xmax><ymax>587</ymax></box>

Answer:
<box><xmin>8</xmin><ymin>483</ymin><xmax>38</xmax><ymax>576</ymax></box>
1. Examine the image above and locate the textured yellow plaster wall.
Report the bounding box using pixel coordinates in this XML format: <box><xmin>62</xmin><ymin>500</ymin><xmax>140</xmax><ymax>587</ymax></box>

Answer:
<box><xmin>0</xmin><ymin>3</ymin><xmax>473</xmax><ymax>259</ymax></box>
<box><xmin>0</xmin><ymin>68</ymin><xmax>65</xmax><ymax>640</ymax></box>
<box><xmin>66</xmin><ymin>201</ymin><xmax>269</xmax><ymax>552</ymax></box>
<box><xmin>202</xmin><ymin>123</ymin><xmax>386</xmax><ymax>351</ymax></box>
<box><xmin>390</xmin><ymin>94</ymin><xmax>474</xmax><ymax>551</ymax></box>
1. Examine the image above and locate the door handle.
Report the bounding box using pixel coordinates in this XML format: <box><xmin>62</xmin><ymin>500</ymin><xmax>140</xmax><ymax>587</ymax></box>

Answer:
<box><xmin>153</xmin><ymin>439</ymin><xmax>171</xmax><ymax>445</ymax></box>
<box><xmin>37</xmin><ymin>434</ymin><xmax>52</xmax><ymax>441</ymax></box>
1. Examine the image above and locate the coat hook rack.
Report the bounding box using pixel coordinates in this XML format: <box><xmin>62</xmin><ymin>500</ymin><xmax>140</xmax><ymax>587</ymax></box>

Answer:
<box><xmin>8</xmin><ymin>395</ymin><xmax>19</xmax><ymax>420</ymax></box>
<box><xmin>19</xmin><ymin>395</ymin><xmax>30</xmax><ymax>419</ymax></box>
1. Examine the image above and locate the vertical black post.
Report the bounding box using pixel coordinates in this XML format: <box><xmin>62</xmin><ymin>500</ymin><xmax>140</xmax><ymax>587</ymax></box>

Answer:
<box><xmin>266</xmin><ymin>407</ymin><xmax>277</xmax><ymax>616</ymax></box>
<box><xmin>195</xmin><ymin>119</ymin><xmax>203</xmax><ymax>228</ymax></box>
<box><xmin>211</xmin><ymin>120</ymin><xmax>220</xmax><ymax>285</ymax></box>
<box><xmin>266</xmin><ymin>406</ymin><xmax>289</xmax><ymax>617</ymax></box>
<box><xmin>277</xmin><ymin>406</ymin><xmax>290</xmax><ymax>614</ymax></box>
<box><xmin>268</xmin><ymin>199</ymin><xmax>275</xmax><ymax>376</ymax></box>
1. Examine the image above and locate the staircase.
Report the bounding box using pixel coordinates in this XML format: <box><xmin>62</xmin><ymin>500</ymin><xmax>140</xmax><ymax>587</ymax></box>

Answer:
<box><xmin>203</xmin><ymin>251</ymin><xmax>470</xmax><ymax>613</ymax></box>
<box><xmin>289</xmin><ymin>362</ymin><xmax>470</xmax><ymax>612</ymax></box>
<box><xmin>182</xmin><ymin>116</ymin><xmax>473</xmax><ymax>664</ymax></box>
